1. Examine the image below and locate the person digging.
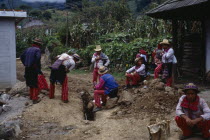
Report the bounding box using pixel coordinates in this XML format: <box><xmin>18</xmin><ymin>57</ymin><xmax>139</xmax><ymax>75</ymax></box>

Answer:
<box><xmin>49</xmin><ymin>52</ymin><xmax>80</xmax><ymax>103</ymax></box>
<box><xmin>93</xmin><ymin>66</ymin><xmax>119</xmax><ymax>112</ymax></box>
<box><xmin>175</xmin><ymin>83</ymin><xmax>210</xmax><ymax>140</ymax></box>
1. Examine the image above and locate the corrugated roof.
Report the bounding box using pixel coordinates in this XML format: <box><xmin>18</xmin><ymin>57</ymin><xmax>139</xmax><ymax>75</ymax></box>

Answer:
<box><xmin>148</xmin><ymin>0</ymin><xmax>208</xmax><ymax>14</ymax></box>
<box><xmin>147</xmin><ymin>0</ymin><xmax>208</xmax><ymax>17</ymax></box>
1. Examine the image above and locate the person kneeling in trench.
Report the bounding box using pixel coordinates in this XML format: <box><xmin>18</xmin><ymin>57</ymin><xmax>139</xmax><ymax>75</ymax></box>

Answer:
<box><xmin>175</xmin><ymin>83</ymin><xmax>210</xmax><ymax>140</ymax></box>
<box><xmin>93</xmin><ymin>66</ymin><xmax>119</xmax><ymax>112</ymax></box>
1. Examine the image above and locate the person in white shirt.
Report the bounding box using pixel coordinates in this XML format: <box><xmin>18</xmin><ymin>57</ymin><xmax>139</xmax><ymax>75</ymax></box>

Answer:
<box><xmin>125</xmin><ymin>57</ymin><xmax>146</xmax><ymax>89</ymax></box>
<box><xmin>49</xmin><ymin>53</ymin><xmax>80</xmax><ymax>103</ymax></box>
<box><xmin>91</xmin><ymin>45</ymin><xmax>110</xmax><ymax>86</ymax></box>
<box><xmin>160</xmin><ymin>39</ymin><xmax>177</xmax><ymax>87</ymax></box>
<box><xmin>175</xmin><ymin>83</ymin><xmax>210</xmax><ymax>139</ymax></box>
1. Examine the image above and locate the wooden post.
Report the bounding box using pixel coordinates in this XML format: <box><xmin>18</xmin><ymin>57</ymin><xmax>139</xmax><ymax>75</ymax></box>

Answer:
<box><xmin>201</xmin><ymin>20</ymin><xmax>206</xmax><ymax>83</ymax></box>
<box><xmin>172</xmin><ymin>19</ymin><xmax>178</xmax><ymax>86</ymax></box>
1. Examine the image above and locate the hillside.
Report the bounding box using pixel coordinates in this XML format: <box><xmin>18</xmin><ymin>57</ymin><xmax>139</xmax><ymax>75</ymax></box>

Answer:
<box><xmin>0</xmin><ymin>0</ymin><xmax>168</xmax><ymax>14</ymax></box>
<box><xmin>0</xmin><ymin>0</ymin><xmax>65</xmax><ymax>9</ymax></box>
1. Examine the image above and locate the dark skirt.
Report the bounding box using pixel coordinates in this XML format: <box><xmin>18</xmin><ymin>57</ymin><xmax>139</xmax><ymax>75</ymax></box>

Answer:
<box><xmin>24</xmin><ymin>67</ymin><xmax>38</xmax><ymax>88</ymax></box>
<box><xmin>108</xmin><ymin>88</ymin><xmax>118</xmax><ymax>98</ymax></box>
<box><xmin>162</xmin><ymin>62</ymin><xmax>173</xmax><ymax>77</ymax></box>
<box><xmin>50</xmin><ymin>65</ymin><xmax>67</xmax><ymax>85</ymax></box>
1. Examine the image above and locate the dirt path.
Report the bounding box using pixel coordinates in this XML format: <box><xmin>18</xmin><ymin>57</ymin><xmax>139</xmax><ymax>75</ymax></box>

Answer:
<box><xmin>17</xmin><ymin>71</ymin><xmax>156</xmax><ymax>140</ymax></box>
<box><xmin>15</xmin><ymin>66</ymin><xmax>210</xmax><ymax>140</ymax></box>
<box><xmin>15</xmin><ymin>59</ymin><xmax>210</xmax><ymax>140</ymax></box>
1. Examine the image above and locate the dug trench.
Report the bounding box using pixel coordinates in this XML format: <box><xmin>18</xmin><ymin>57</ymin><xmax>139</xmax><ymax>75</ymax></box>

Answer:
<box><xmin>80</xmin><ymin>90</ymin><xmax>95</xmax><ymax>121</ymax></box>
<box><xmin>5</xmin><ymin>61</ymin><xmax>188</xmax><ymax>140</ymax></box>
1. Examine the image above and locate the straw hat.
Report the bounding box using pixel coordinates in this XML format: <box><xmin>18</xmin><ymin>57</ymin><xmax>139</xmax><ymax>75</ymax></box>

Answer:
<box><xmin>33</xmin><ymin>38</ymin><xmax>43</xmax><ymax>45</ymax></box>
<box><xmin>135</xmin><ymin>57</ymin><xmax>140</xmax><ymax>64</ymax></box>
<box><xmin>134</xmin><ymin>57</ymin><xmax>144</xmax><ymax>64</ymax></box>
<box><xmin>183</xmin><ymin>83</ymin><xmax>200</xmax><ymax>93</ymax></box>
<box><xmin>72</xmin><ymin>53</ymin><xmax>80</xmax><ymax>60</ymax></box>
<box><xmin>94</xmin><ymin>45</ymin><xmax>102</xmax><ymax>51</ymax></box>
<box><xmin>98</xmin><ymin>66</ymin><xmax>108</xmax><ymax>75</ymax></box>
<box><xmin>160</xmin><ymin>39</ymin><xmax>170</xmax><ymax>45</ymax></box>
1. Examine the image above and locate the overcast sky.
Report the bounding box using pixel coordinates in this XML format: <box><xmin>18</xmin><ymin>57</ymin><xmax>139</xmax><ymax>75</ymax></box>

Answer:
<box><xmin>22</xmin><ymin>0</ymin><xmax>65</xmax><ymax>3</ymax></box>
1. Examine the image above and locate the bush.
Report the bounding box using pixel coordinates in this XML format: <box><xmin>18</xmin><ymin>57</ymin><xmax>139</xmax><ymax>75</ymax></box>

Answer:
<box><xmin>16</xmin><ymin>41</ymin><xmax>28</xmax><ymax>58</ymax></box>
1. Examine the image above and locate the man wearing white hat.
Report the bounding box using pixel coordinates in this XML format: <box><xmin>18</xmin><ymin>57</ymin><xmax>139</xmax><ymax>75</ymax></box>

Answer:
<box><xmin>160</xmin><ymin>39</ymin><xmax>177</xmax><ymax>87</ymax></box>
<box><xmin>49</xmin><ymin>52</ymin><xmax>80</xmax><ymax>103</ymax></box>
<box><xmin>91</xmin><ymin>45</ymin><xmax>110</xmax><ymax>86</ymax></box>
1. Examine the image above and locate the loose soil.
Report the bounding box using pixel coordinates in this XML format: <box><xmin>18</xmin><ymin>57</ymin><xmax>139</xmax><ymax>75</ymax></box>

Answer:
<box><xmin>13</xmin><ymin>61</ymin><xmax>208</xmax><ymax>140</ymax></box>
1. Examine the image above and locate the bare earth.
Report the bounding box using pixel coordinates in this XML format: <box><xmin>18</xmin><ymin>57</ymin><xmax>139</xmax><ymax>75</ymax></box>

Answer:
<box><xmin>15</xmin><ymin>60</ymin><xmax>209</xmax><ymax>140</ymax></box>
<box><xmin>18</xmin><ymin>72</ymin><xmax>151</xmax><ymax>140</ymax></box>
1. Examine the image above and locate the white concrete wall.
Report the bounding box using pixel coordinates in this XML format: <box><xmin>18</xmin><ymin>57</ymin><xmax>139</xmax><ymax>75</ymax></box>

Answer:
<box><xmin>0</xmin><ymin>18</ymin><xmax>16</xmax><ymax>89</ymax></box>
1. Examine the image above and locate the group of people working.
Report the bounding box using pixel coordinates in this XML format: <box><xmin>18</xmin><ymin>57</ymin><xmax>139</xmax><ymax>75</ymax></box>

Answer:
<box><xmin>20</xmin><ymin>38</ymin><xmax>80</xmax><ymax>104</ymax></box>
<box><xmin>20</xmin><ymin>38</ymin><xmax>176</xmax><ymax>106</ymax></box>
<box><xmin>20</xmin><ymin>38</ymin><xmax>210</xmax><ymax>139</ymax></box>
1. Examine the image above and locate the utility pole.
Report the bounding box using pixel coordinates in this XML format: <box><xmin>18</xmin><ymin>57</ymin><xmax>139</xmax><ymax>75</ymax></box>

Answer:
<box><xmin>65</xmin><ymin>10</ymin><xmax>69</xmax><ymax>47</ymax></box>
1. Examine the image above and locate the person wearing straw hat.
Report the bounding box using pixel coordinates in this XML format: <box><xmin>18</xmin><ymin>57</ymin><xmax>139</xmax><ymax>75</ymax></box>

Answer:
<box><xmin>159</xmin><ymin>39</ymin><xmax>177</xmax><ymax>87</ymax></box>
<box><xmin>93</xmin><ymin>66</ymin><xmax>119</xmax><ymax>112</ymax></box>
<box><xmin>175</xmin><ymin>83</ymin><xmax>210</xmax><ymax>139</ymax></box>
<box><xmin>91</xmin><ymin>45</ymin><xmax>110</xmax><ymax>86</ymax></box>
<box><xmin>20</xmin><ymin>38</ymin><xmax>48</xmax><ymax>104</ymax></box>
<box><xmin>125</xmin><ymin>57</ymin><xmax>146</xmax><ymax>89</ymax></box>
<box><xmin>49</xmin><ymin>52</ymin><xmax>80</xmax><ymax>103</ymax></box>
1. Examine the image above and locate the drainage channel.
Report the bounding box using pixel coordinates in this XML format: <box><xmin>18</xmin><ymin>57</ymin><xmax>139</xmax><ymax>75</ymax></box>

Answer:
<box><xmin>80</xmin><ymin>91</ymin><xmax>95</xmax><ymax>121</ymax></box>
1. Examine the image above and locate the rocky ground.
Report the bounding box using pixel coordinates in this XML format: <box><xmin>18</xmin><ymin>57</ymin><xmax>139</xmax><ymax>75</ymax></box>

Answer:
<box><xmin>0</xmin><ymin>60</ymin><xmax>209</xmax><ymax>140</ymax></box>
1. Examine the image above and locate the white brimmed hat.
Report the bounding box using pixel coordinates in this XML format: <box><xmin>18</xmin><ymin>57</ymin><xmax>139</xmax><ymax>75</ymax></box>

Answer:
<box><xmin>72</xmin><ymin>53</ymin><xmax>80</xmax><ymax>60</ymax></box>
<box><xmin>160</xmin><ymin>39</ymin><xmax>170</xmax><ymax>45</ymax></box>
<box><xmin>33</xmin><ymin>38</ymin><xmax>43</xmax><ymax>45</ymax></box>
<box><xmin>98</xmin><ymin>66</ymin><xmax>108</xmax><ymax>75</ymax></box>
<box><xmin>94</xmin><ymin>45</ymin><xmax>102</xmax><ymax>51</ymax></box>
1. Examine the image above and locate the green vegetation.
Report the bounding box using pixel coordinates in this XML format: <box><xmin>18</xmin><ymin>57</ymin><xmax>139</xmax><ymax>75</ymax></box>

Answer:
<box><xmin>16</xmin><ymin>0</ymin><xmax>172</xmax><ymax>71</ymax></box>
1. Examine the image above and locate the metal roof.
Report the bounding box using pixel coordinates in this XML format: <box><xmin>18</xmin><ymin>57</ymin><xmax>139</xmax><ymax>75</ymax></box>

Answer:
<box><xmin>147</xmin><ymin>0</ymin><xmax>209</xmax><ymax>20</ymax></box>
<box><xmin>0</xmin><ymin>10</ymin><xmax>27</xmax><ymax>18</ymax></box>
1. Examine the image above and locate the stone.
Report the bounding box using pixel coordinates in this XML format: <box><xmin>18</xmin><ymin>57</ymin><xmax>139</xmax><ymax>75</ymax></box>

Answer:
<box><xmin>165</xmin><ymin>86</ymin><xmax>173</xmax><ymax>92</ymax></box>
<box><xmin>0</xmin><ymin>100</ymin><xmax>6</xmax><ymax>106</ymax></box>
<box><xmin>0</xmin><ymin>106</ymin><xmax>3</xmax><ymax>114</ymax></box>
<box><xmin>25</xmin><ymin>102</ymin><xmax>29</xmax><ymax>106</ymax></box>
<box><xmin>134</xmin><ymin>89</ymin><xmax>139</xmax><ymax>94</ymax></box>
<box><xmin>0</xmin><ymin>94</ymin><xmax>11</xmax><ymax>102</ymax></box>
<box><xmin>143</xmin><ymin>80</ymin><xmax>148</xmax><ymax>85</ymax></box>
<box><xmin>149</xmin><ymin>79</ymin><xmax>161</xmax><ymax>87</ymax></box>
<box><xmin>155</xmin><ymin>82</ymin><xmax>165</xmax><ymax>90</ymax></box>
<box><xmin>15</xmin><ymin>94</ymin><xmax>20</xmax><ymax>97</ymax></box>
<box><xmin>2</xmin><ymin>105</ymin><xmax>12</xmax><ymax>112</ymax></box>
<box><xmin>118</xmin><ymin>91</ymin><xmax>134</xmax><ymax>105</ymax></box>
<box><xmin>178</xmin><ymin>89</ymin><xmax>184</xmax><ymax>95</ymax></box>
<box><xmin>0</xmin><ymin>120</ymin><xmax>22</xmax><ymax>139</ymax></box>
<box><xmin>140</xmin><ymin>88</ymin><xmax>149</xmax><ymax>93</ymax></box>
<box><xmin>168</xmin><ymin>91</ymin><xmax>174</xmax><ymax>95</ymax></box>
<box><xmin>8</xmin><ymin>81</ymin><xmax>27</xmax><ymax>96</ymax></box>
<box><xmin>117</xmin><ymin>111</ymin><xmax>124</xmax><ymax>116</ymax></box>
<box><xmin>105</xmin><ymin>97</ymin><xmax>118</xmax><ymax>109</ymax></box>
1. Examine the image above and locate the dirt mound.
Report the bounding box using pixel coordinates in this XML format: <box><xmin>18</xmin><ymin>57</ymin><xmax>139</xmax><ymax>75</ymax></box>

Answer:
<box><xmin>113</xmin><ymin>79</ymin><xmax>179</xmax><ymax>119</ymax></box>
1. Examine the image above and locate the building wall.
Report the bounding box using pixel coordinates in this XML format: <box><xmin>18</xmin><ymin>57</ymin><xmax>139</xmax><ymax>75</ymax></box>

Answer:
<box><xmin>206</xmin><ymin>20</ymin><xmax>210</xmax><ymax>73</ymax></box>
<box><xmin>0</xmin><ymin>18</ymin><xmax>16</xmax><ymax>89</ymax></box>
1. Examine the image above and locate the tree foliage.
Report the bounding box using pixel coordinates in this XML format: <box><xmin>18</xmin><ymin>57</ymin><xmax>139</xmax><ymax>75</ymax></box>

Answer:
<box><xmin>43</xmin><ymin>11</ymin><xmax>52</xmax><ymax>20</ymax></box>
